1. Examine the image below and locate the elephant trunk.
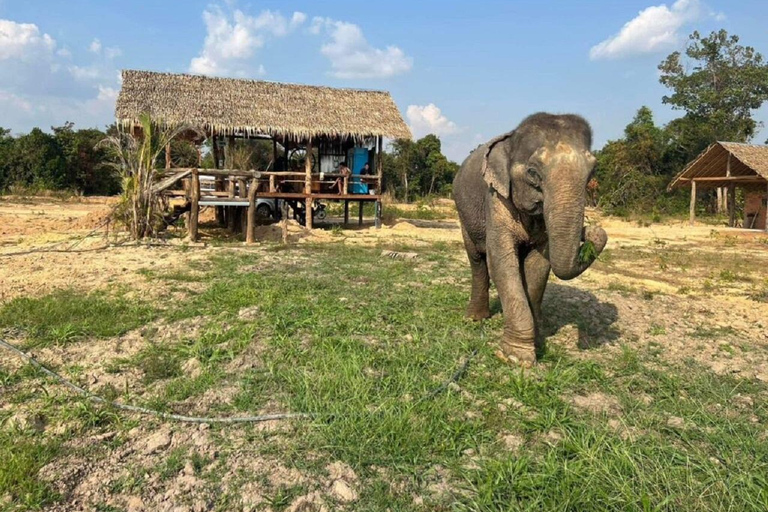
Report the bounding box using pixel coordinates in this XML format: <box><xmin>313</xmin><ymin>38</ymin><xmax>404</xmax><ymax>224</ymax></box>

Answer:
<box><xmin>544</xmin><ymin>179</ymin><xmax>606</xmax><ymax>281</ymax></box>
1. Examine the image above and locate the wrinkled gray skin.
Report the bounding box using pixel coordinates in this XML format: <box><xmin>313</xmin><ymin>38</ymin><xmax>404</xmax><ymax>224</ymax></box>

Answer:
<box><xmin>453</xmin><ymin>113</ymin><xmax>607</xmax><ymax>366</ymax></box>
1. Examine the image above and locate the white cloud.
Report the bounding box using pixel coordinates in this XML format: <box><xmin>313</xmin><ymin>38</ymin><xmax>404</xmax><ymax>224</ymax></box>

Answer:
<box><xmin>189</xmin><ymin>4</ymin><xmax>306</xmax><ymax>77</ymax></box>
<box><xmin>0</xmin><ymin>19</ymin><xmax>56</xmax><ymax>60</ymax></box>
<box><xmin>406</xmin><ymin>104</ymin><xmax>458</xmax><ymax>139</ymax></box>
<box><xmin>311</xmin><ymin>17</ymin><xmax>412</xmax><ymax>79</ymax></box>
<box><xmin>589</xmin><ymin>0</ymin><xmax>707</xmax><ymax>60</ymax></box>
<box><xmin>0</xmin><ymin>18</ymin><xmax>122</xmax><ymax>132</ymax></box>
<box><xmin>89</xmin><ymin>38</ymin><xmax>102</xmax><ymax>54</ymax></box>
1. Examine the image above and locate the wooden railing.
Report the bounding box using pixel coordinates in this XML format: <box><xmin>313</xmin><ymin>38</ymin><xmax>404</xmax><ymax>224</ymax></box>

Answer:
<box><xmin>158</xmin><ymin>168</ymin><xmax>382</xmax><ymax>241</ymax></box>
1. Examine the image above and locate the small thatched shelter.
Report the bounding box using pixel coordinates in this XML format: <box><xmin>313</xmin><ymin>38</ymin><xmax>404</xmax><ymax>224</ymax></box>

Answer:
<box><xmin>668</xmin><ymin>142</ymin><xmax>768</xmax><ymax>230</ymax></box>
<box><xmin>114</xmin><ymin>69</ymin><xmax>411</xmax><ymax>237</ymax></box>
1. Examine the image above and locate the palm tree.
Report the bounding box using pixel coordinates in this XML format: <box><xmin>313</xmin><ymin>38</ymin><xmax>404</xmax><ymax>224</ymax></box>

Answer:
<box><xmin>100</xmin><ymin>114</ymin><xmax>196</xmax><ymax>239</ymax></box>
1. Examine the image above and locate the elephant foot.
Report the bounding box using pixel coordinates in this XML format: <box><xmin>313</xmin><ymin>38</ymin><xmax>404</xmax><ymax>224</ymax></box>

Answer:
<box><xmin>496</xmin><ymin>339</ymin><xmax>536</xmax><ymax>367</ymax></box>
<box><xmin>466</xmin><ymin>305</ymin><xmax>491</xmax><ymax>321</ymax></box>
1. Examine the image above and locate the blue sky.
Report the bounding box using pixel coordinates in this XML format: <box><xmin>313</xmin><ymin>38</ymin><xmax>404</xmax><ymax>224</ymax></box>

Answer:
<box><xmin>1</xmin><ymin>0</ymin><xmax>767</xmax><ymax>162</ymax></box>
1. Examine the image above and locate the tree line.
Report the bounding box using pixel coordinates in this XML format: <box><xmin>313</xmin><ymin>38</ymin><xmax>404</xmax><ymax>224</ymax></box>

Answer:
<box><xmin>1</xmin><ymin>29</ymin><xmax>765</xmax><ymax>214</ymax></box>
<box><xmin>594</xmin><ymin>30</ymin><xmax>768</xmax><ymax>217</ymax></box>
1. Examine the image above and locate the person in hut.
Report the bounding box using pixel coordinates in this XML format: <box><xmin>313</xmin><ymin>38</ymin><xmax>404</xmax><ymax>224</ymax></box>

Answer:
<box><xmin>361</xmin><ymin>162</ymin><xmax>371</xmax><ymax>175</ymax></box>
<box><xmin>335</xmin><ymin>161</ymin><xmax>351</xmax><ymax>194</ymax></box>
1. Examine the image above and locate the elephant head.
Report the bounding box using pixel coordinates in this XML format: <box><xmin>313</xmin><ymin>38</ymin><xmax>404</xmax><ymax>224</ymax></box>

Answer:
<box><xmin>482</xmin><ymin>113</ymin><xmax>606</xmax><ymax>280</ymax></box>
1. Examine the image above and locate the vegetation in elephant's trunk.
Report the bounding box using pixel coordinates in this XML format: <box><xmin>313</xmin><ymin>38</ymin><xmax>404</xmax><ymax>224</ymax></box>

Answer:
<box><xmin>578</xmin><ymin>240</ymin><xmax>598</xmax><ymax>264</ymax></box>
<box><xmin>99</xmin><ymin>114</ymin><xmax>194</xmax><ymax>240</ymax></box>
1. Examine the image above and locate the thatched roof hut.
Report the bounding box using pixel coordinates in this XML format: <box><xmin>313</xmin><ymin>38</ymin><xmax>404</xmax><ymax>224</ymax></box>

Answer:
<box><xmin>115</xmin><ymin>70</ymin><xmax>411</xmax><ymax>141</ymax></box>
<box><xmin>668</xmin><ymin>142</ymin><xmax>768</xmax><ymax>230</ymax></box>
<box><xmin>668</xmin><ymin>142</ymin><xmax>768</xmax><ymax>190</ymax></box>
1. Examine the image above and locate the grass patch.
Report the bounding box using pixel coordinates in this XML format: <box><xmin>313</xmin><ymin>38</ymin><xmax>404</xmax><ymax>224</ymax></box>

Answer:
<box><xmin>0</xmin><ymin>431</ymin><xmax>60</xmax><ymax>509</ymax></box>
<box><xmin>2</xmin><ymin>241</ymin><xmax>768</xmax><ymax>510</ymax></box>
<box><xmin>0</xmin><ymin>289</ymin><xmax>154</xmax><ymax>348</ymax></box>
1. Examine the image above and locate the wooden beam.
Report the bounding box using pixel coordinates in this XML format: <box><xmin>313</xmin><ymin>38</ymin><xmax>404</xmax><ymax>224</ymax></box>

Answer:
<box><xmin>165</xmin><ymin>143</ymin><xmax>171</xmax><ymax>169</ymax></box>
<box><xmin>376</xmin><ymin>136</ymin><xmax>383</xmax><ymax>194</ymax></box>
<box><xmin>281</xmin><ymin>200</ymin><xmax>289</xmax><ymax>244</ymax></box>
<box><xmin>375</xmin><ymin>200</ymin><xmax>382</xmax><ymax>229</ymax></box>
<box><xmin>189</xmin><ymin>170</ymin><xmax>200</xmax><ymax>241</ymax></box>
<box><xmin>358</xmin><ymin>200</ymin><xmax>364</xmax><ymax>226</ymax></box>
<box><xmin>681</xmin><ymin>176</ymin><xmax>765</xmax><ymax>182</ymax></box>
<box><xmin>305</xmin><ymin>140</ymin><xmax>313</xmax><ymax>229</ymax></box>
<box><xmin>728</xmin><ymin>184</ymin><xmax>736</xmax><ymax>227</ymax></box>
<box><xmin>163</xmin><ymin>168</ymin><xmax>262</xmax><ymax>178</ymax></box>
<box><xmin>344</xmin><ymin>200</ymin><xmax>349</xmax><ymax>226</ymax></box>
<box><xmin>689</xmin><ymin>180</ymin><xmax>696</xmax><ymax>226</ymax></box>
<box><xmin>246</xmin><ymin>178</ymin><xmax>257</xmax><ymax>244</ymax></box>
<box><xmin>227</xmin><ymin>177</ymin><xmax>236</xmax><ymax>232</ymax></box>
<box><xmin>212</xmin><ymin>133</ymin><xmax>224</xmax><ymax>226</ymax></box>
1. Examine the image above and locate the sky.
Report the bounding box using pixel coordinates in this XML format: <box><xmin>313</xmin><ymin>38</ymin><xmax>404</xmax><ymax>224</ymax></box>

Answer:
<box><xmin>1</xmin><ymin>0</ymin><xmax>767</xmax><ymax>162</ymax></box>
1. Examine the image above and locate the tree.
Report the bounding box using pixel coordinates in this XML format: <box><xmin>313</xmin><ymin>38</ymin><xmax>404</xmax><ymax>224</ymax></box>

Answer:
<box><xmin>6</xmin><ymin>128</ymin><xmax>67</xmax><ymax>190</ymax></box>
<box><xmin>594</xmin><ymin>107</ymin><xmax>684</xmax><ymax>215</ymax></box>
<box><xmin>382</xmin><ymin>135</ymin><xmax>459</xmax><ymax>201</ymax></box>
<box><xmin>659</xmin><ymin>30</ymin><xmax>768</xmax><ymax>144</ymax></box>
<box><xmin>53</xmin><ymin>122</ymin><xmax>119</xmax><ymax>195</ymax></box>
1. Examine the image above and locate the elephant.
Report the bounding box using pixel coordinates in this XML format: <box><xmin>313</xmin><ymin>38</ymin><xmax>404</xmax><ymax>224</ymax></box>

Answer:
<box><xmin>453</xmin><ymin>113</ymin><xmax>607</xmax><ymax>366</ymax></box>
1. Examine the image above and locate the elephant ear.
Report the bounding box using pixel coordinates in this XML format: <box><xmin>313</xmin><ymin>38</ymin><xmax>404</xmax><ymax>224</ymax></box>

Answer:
<box><xmin>481</xmin><ymin>131</ymin><xmax>515</xmax><ymax>199</ymax></box>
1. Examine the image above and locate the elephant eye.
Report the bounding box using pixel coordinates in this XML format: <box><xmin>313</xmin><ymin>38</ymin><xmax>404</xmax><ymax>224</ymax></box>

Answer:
<box><xmin>526</xmin><ymin>168</ymin><xmax>542</xmax><ymax>187</ymax></box>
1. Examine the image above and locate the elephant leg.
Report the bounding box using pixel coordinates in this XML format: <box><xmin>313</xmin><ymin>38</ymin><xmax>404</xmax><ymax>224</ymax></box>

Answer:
<box><xmin>523</xmin><ymin>246</ymin><xmax>551</xmax><ymax>353</ymax></box>
<box><xmin>487</xmin><ymin>244</ymin><xmax>536</xmax><ymax>367</ymax></box>
<box><xmin>461</xmin><ymin>227</ymin><xmax>490</xmax><ymax>320</ymax></box>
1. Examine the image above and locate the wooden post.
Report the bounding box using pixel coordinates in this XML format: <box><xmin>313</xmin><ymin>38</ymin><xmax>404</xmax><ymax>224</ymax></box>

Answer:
<box><xmin>689</xmin><ymin>180</ymin><xmax>697</xmax><ymax>226</ymax></box>
<box><xmin>728</xmin><ymin>184</ymin><xmax>736</xmax><ymax>227</ymax></box>
<box><xmin>272</xmin><ymin>138</ymin><xmax>278</xmax><ymax>169</ymax></box>
<box><xmin>269</xmin><ymin>174</ymin><xmax>276</xmax><ymax>193</ymax></box>
<box><xmin>358</xmin><ymin>201</ymin><xmax>364</xmax><ymax>226</ymax></box>
<box><xmin>165</xmin><ymin>143</ymin><xmax>171</xmax><ymax>169</ymax></box>
<box><xmin>212</xmin><ymin>134</ymin><xmax>226</xmax><ymax>226</ymax></box>
<box><xmin>344</xmin><ymin>200</ymin><xmax>349</xmax><ymax>226</ymax></box>
<box><xmin>281</xmin><ymin>200</ymin><xmax>289</xmax><ymax>244</ymax></box>
<box><xmin>765</xmin><ymin>182</ymin><xmax>768</xmax><ymax>233</ymax></box>
<box><xmin>343</xmin><ymin>175</ymin><xmax>349</xmax><ymax>195</ymax></box>
<box><xmin>189</xmin><ymin>170</ymin><xmax>199</xmax><ymax>241</ymax></box>
<box><xmin>305</xmin><ymin>140</ymin><xmax>313</xmax><ymax>229</ymax></box>
<box><xmin>376</xmin><ymin>136</ymin><xmax>383</xmax><ymax>194</ymax></box>
<box><xmin>238</xmin><ymin>178</ymin><xmax>247</xmax><ymax>234</ymax></box>
<box><xmin>227</xmin><ymin>178</ymin><xmax>236</xmax><ymax>232</ymax></box>
<box><xmin>246</xmin><ymin>178</ymin><xmax>257</xmax><ymax>244</ymax></box>
<box><xmin>375</xmin><ymin>200</ymin><xmax>382</xmax><ymax>229</ymax></box>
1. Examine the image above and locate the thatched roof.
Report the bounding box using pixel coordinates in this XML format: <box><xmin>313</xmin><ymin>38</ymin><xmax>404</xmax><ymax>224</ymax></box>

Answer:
<box><xmin>668</xmin><ymin>142</ymin><xmax>768</xmax><ymax>190</ymax></box>
<box><xmin>115</xmin><ymin>70</ymin><xmax>411</xmax><ymax>141</ymax></box>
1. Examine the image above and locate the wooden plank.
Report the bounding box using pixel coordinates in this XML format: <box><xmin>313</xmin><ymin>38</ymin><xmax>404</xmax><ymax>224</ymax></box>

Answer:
<box><xmin>152</xmin><ymin>169</ymin><xmax>192</xmax><ymax>194</ymax></box>
<box><xmin>375</xmin><ymin>200</ymin><xmax>382</xmax><ymax>229</ymax></box>
<box><xmin>189</xmin><ymin>170</ymin><xmax>200</xmax><ymax>241</ymax></box>
<box><xmin>344</xmin><ymin>200</ymin><xmax>349</xmax><ymax>225</ymax></box>
<box><xmin>358</xmin><ymin>200</ymin><xmax>364</xmax><ymax>226</ymax></box>
<box><xmin>165</xmin><ymin>143</ymin><xmax>171</xmax><ymax>169</ymax></box>
<box><xmin>164</xmin><ymin>168</ymin><xmax>262</xmax><ymax>178</ymax></box>
<box><xmin>681</xmin><ymin>176</ymin><xmax>764</xmax><ymax>182</ymax></box>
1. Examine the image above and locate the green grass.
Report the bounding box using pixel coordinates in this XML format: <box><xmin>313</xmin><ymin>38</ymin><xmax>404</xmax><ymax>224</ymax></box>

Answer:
<box><xmin>1</xmin><ymin>242</ymin><xmax>767</xmax><ymax>510</ymax></box>
<box><xmin>0</xmin><ymin>431</ymin><xmax>60</xmax><ymax>510</ymax></box>
<box><xmin>0</xmin><ymin>289</ymin><xmax>155</xmax><ymax>348</ymax></box>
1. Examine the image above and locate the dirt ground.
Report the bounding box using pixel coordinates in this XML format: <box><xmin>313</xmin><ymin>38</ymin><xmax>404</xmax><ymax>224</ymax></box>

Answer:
<box><xmin>1</xmin><ymin>197</ymin><xmax>767</xmax><ymax>375</ymax></box>
<box><xmin>1</xmin><ymin>196</ymin><xmax>768</xmax><ymax>510</ymax></box>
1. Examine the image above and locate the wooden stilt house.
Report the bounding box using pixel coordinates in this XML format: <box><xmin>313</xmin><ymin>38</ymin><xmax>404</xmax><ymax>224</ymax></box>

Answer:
<box><xmin>115</xmin><ymin>70</ymin><xmax>411</xmax><ymax>241</ymax></box>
